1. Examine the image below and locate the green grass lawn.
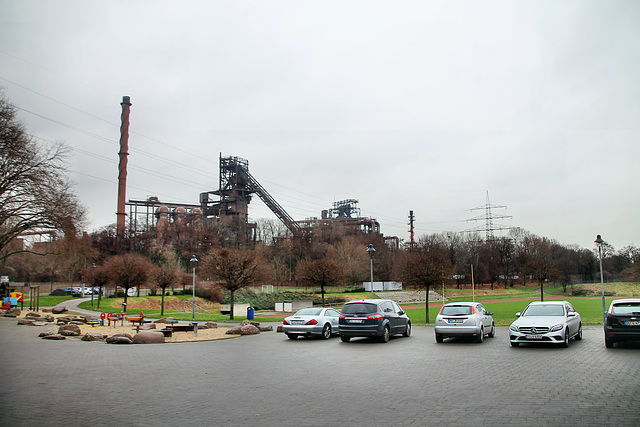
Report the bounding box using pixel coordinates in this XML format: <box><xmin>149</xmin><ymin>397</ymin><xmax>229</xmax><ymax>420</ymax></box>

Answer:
<box><xmin>77</xmin><ymin>297</ymin><xmax>276</xmax><ymax>323</ymax></box>
<box><xmin>23</xmin><ymin>295</ymin><xmax>76</xmax><ymax>308</ymax></box>
<box><xmin>403</xmin><ymin>297</ymin><xmax>615</xmax><ymax>327</ymax></box>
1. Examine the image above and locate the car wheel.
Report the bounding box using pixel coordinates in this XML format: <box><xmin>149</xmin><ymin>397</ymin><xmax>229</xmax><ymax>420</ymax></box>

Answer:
<box><xmin>321</xmin><ymin>324</ymin><xmax>331</xmax><ymax>340</ymax></box>
<box><xmin>488</xmin><ymin>323</ymin><xmax>495</xmax><ymax>338</ymax></box>
<box><xmin>562</xmin><ymin>328</ymin><xmax>570</xmax><ymax>347</ymax></box>
<box><xmin>575</xmin><ymin>324</ymin><xmax>583</xmax><ymax>341</ymax></box>
<box><xmin>476</xmin><ymin>326</ymin><xmax>484</xmax><ymax>343</ymax></box>
<box><xmin>510</xmin><ymin>341</ymin><xmax>519</xmax><ymax>347</ymax></box>
<box><xmin>435</xmin><ymin>334</ymin><xmax>443</xmax><ymax>343</ymax></box>
<box><xmin>340</xmin><ymin>334</ymin><xmax>351</xmax><ymax>342</ymax></box>
<box><xmin>403</xmin><ymin>322</ymin><xmax>411</xmax><ymax>337</ymax></box>
<box><xmin>605</xmin><ymin>336</ymin><xmax>613</xmax><ymax>348</ymax></box>
<box><xmin>286</xmin><ymin>333</ymin><xmax>298</xmax><ymax>340</ymax></box>
<box><xmin>379</xmin><ymin>326</ymin><xmax>390</xmax><ymax>343</ymax></box>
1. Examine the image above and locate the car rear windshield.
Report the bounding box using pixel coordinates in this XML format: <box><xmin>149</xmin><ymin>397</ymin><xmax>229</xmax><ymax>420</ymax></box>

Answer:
<box><xmin>612</xmin><ymin>303</ymin><xmax>640</xmax><ymax>315</ymax></box>
<box><xmin>341</xmin><ymin>303</ymin><xmax>377</xmax><ymax>315</ymax></box>
<box><xmin>441</xmin><ymin>305</ymin><xmax>473</xmax><ymax>316</ymax></box>
<box><xmin>295</xmin><ymin>308</ymin><xmax>323</xmax><ymax>316</ymax></box>
<box><xmin>523</xmin><ymin>305</ymin><xmax>565</xmax><ymax>316</ymax></box>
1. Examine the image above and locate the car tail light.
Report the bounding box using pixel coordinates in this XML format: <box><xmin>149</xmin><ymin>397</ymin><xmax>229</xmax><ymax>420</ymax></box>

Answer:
<box><xmin>438</xmin><ymin>306</ymin><xmax>444</xmax><ymax>315</ymax></box>
<box><xmin>283</xmin><ymin>319</ymin><xmax>290</xmax><ymax>325</ymax></box>
<box><xmin>470</xmin><ymin>306</ymin><xmax>476</xmax><ymax>314</ymax></box>
<box><xmin>367</xmin><ymin>314</ymin><xmax>383</xmax><ymax>320</ymax></box>
<box><xmin>339</xmin><ymin>314</ymin><xmax>345</xmax><ymax>319</ymax></box>
<box><xmin>306</xmin><ymin>319</ymin><xmax>318</xmax><ymax>325</ymax></box>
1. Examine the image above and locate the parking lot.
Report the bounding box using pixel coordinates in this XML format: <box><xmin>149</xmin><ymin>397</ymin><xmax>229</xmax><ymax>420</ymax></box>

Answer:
<box><xmin>1</xmin><ymin>321</ymin><xmax>639</xmax><ymax>426</ymax></box>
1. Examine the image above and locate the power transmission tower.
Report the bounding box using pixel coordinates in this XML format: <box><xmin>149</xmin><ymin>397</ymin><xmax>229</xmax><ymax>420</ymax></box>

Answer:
<box><xmin>465</xmin><ymin>191</ymin><xmax>513</xmax><ymax>241</ymax></box>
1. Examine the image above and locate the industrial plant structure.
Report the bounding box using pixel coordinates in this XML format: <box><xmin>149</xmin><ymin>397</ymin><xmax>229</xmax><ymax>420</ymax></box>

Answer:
<box><xmin>126</xmin><ymin>154</ymin><xmax>392</xmax><ymax>244</ymax></box>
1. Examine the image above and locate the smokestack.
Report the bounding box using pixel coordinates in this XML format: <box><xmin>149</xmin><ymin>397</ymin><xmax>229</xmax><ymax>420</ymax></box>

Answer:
<box><xmin>116</xmin><ymin>96</ymin><xmax>131</xmax><ymax>238</ymax></box>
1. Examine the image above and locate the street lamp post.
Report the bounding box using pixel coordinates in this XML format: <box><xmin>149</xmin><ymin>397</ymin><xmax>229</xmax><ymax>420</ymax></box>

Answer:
<box><xmin>367</xmin><ymin>244</ymin><xmax>376</xmax><ymax>299</ymax></box>
<box><xmin>91</xmin><ymin>263</ymin><xmax>96</xmax><ymax>306</ymax></box>
<box><xmin>190</xmin><ymin>255</ymin><xmax>198</xmax><ymax>319</ymax></box>
<box><xmin>595</xmin><ymin>235</ymin><xmax>606</xmax><ymax>320</ymax></box>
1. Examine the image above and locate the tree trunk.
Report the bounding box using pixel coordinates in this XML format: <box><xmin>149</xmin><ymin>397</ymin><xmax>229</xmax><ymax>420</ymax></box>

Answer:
<box><xmin>230</xmin><ymin>290</ymin><xmax>235</xmax><ymax>320</ymax></box>
<box><xmin>540</xmin><ymin>280</ymin><xmax>544</xmax><ymax>302</ymax></box>
<box><xmin>161</xmin><ymin>286</ymin><xmax>166</xmax><ymax>316</ymax></box>
<box><xmin>123</xmin><ymin>288</ymin><xmax>128</xmax><ymax>312</ymax></box>
<box><xmin>321</xmin><ymin>285</ymin><xmax>325</xmax><ymax>307</ymax></box>
<box><xmin>425</xmin><ymin>286</ymin><xmax>431</xmax><ymax>324</ymax></box>
<box><xmin>96</xmin><ymin>286</ymin><xmax>102</xmax><ymax>309</ymax></box>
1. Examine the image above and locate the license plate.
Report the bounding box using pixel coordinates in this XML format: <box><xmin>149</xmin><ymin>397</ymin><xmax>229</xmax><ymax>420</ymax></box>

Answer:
<box><xmin>291</xmin><ymin>320</ymin><xmax>304</xmax><ymax>324</ymax></box>
<box><xmin>448</xmin><ymin>319</ymin><xmax>463</xmax><ymax>324</ymax></box>
<box><xmin>625</xmin><ymin>320</ymin><xmax>640</xmax><ymax>326</ymax></box>
<box><xmin>525</xmin><ymin>334</ymin><xmax>543</xmax><ymax>339</ymax></box>
<box><xmin>349</xmin><ymin>319</ymin><xmax>364</xmax><ymax>324</ymax></box>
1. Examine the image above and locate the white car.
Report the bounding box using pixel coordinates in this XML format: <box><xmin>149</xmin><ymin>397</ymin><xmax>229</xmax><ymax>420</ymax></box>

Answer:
<box><xmin>283</xmin><ymin>307</ymin><xmax>341</xmax><ymax>340</ymax></box>
<box><xmin>509</xmin><ymin>301</ymin><xmax>582</xmax><ymax>347</ymax></box>
<box><xmin>434</xmin><ymin>302</ymin><xmax>495</xmax><ymax>343</ymax></box>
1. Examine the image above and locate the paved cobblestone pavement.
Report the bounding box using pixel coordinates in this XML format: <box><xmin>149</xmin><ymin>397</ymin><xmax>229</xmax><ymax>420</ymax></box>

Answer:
<box><xmin>1</xmin><ymin>319</ymin><xmax>638</xmax><ymax>426</ymax></box>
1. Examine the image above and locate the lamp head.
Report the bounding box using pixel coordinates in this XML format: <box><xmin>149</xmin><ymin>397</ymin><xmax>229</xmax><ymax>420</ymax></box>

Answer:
<box><xmin>367</xmin><ymin>244</ymin><xmax>375</xmax><ymax>253</ymax></box>
<box><xmin>190</xmin><ymin>255</ymin><xmax>198</xmax><ymax>263</ymax></box>
<box><xmin>594</xmin><ymin>235</ymin><xmax>604</xmax><ymax>245</ymax></box>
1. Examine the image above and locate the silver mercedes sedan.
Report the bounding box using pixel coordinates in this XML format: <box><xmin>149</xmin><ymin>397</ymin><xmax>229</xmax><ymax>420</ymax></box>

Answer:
<box><xmin>434</xmin><ymin>302</ymin><xmax>495</xmax><ymax>343</ymax></box>
<box><xmin>509</xmin><ymin>301</ymin><xmax>582</xmax><ymax>347</ymax></box>
<box><xmin>282</xmin><ymin>307</ymin><xmax>341</xmax><ymax>340</ymax></box>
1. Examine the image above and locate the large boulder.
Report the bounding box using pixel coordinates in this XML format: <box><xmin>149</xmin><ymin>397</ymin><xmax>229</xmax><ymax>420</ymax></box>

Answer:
<box><xmin>58</xmin><ymin>324</ymin><xmax>82</xmax><ymax>336</ymax></box>
<box><xmin>259</xmin><ymin>325</ymin><xmax>273</xmax><ymax>332</ymax></box>
<box><xmin>42</xmin><ymin>334</ymin><xmax>66</xmax><ymax>340</ymax></box>
<box><xmin>132</xmin><ymin>331</ymin><xmax>165</xmax><ymax>344</ymax></box>
<box><xmin>17</xmin><ymin>318</ymin><xmax>35</xmax><ymax>325</ymax></box>
<box><xmin>226</xmin><ymin>324</ymin><xmax>261</xmax><ymax>335</ymax></box>
<box><xmin>4</xmin><ymin>308</ymin><xmax>21</xmax><ymax>317</ymax></box>
<box><xmin>107</xmin><ymin>335</ymin><xmax>133</xmax><ymax>344</ymax></box>
<box><xmin>204</xmin><ymin>322</ymin><xmax>218</xmax><ymax>329</ymax></box>
<box><xmin>25</xmin><ymin>312</ymin><xmax>41</xmax><ymax>318</ymax></box>
<box><xmin>241</xmin><ymin>320</ymin><xmax>261</xmax><ymax>327</ymax></box>
<box><xmin>82</xmin><ymin>332</ymin><xmax>108</xmax><ymax>341</ymax></box>
<box><xmin>51</xmin><ymin>307</ymin><xmax>68</xmax><ymax>314</ymax></box>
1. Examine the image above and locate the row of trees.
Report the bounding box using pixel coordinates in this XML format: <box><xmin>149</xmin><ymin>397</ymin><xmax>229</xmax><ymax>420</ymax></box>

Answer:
<box><xmin>2</xmin><ymin>92</ymin><xmax>639</xmax><ymax>322</ymax></box>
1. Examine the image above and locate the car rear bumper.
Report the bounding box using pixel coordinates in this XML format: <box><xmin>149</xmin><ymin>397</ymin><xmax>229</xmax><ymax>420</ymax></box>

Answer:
<box><xmin>338</xmin><ymin>324</ymin><xmax>384</xmax><ymax>337</ymax></box>
<box><xmin>604</xmin><ymin>327</ymin><xmax>640</xmax><ymax>342</ymax></box>
<box><xmin>435</xmin><ymin>325</ymin><xmax>482</xmax><ymax>337</ymax></box>
<box><xmin>283</xmin><ymin>325</ymin><xmax>324</xmax><ymax>335</ymax></box>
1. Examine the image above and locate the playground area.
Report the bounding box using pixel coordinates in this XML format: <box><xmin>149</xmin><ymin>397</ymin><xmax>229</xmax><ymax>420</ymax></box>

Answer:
<box><xmin>6</xmin><ymin>309</ymin><xmax>245</xmax><ymax>343</ymax></box>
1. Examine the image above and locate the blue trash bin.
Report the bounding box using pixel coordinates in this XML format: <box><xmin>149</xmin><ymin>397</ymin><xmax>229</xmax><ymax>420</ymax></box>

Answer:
<box><xmin>247</xmin><ymin>306</ymin><xmax>254</xmax><ymax>320</ymax></box>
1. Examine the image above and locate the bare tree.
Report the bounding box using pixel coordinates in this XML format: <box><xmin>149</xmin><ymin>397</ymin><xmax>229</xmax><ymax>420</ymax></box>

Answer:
<box><xmin>395</xmin><ymin>234</ymin><xmax>451</xmax><ymax>324</ymax></box>
<box><xmin>296</xmin><ymin>258</ymin><xmax>347</xmax><ymax>306</ymax></box>
<box><xmin>200</xmin><ymin>248</ymin><xmax>270</xmax><ymax>319</ymax></box>
<box><xmin>150</xmin><ymin>266</ymin><xmax>178</xmax><ymax>316</ymax></box>
<box><xmin>0</xmin><ymin>94</ymin><xmax>85</xmax><ymax>261</ymax></box>
<box><xmin>103</xmin><ymin>253</ymin><xmax>151</xmax><ymax>312</ymax></box>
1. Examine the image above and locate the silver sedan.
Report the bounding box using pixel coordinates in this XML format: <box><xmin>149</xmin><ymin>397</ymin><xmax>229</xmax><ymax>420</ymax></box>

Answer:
<box><xmin>434</xmin><ymin>302</ymin><xmax>495</xmax><ymax>343</ymax></box>
<box><xmin>283</xmin><ymin>307</ymin><xmax>341</xmax><ymax>340</ymax></box>
<box><xmin>509</xmin><ymin>300</ymin><xmax>582</xmax><ymax>347</ymax></box>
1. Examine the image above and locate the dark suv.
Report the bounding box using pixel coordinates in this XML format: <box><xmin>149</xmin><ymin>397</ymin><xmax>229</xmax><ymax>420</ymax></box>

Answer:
<box><xmin>604</xmin><ymin>298</ymin><xmax>640</xmax><ymax>348</ymax></box>
<box><xmin>338</xmin><ymin>299</ymin><xmax>411</xmax><ymax>343</ymax></box>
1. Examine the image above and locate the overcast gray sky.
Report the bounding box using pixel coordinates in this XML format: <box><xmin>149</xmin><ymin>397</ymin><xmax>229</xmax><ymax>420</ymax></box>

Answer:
<box><xmin>1</xmin><ymin>0</ymin><xmax>638</xmax><ymax>251</ymax></box>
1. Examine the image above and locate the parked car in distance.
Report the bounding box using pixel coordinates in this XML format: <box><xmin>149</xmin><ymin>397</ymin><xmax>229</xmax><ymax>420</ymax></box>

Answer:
<box><xmin>434</xmin><ymin>302</ymin><xmax>495</xmax><ymax>343</ymax></box>
<box><xmin>338</xmin><ymin>299</ymin><xmax>411</xmax><ymax>343</ymax></box>
<box><xmin>509</xmin><ymin>301</ymin><xmax>582</xmax><ymax>347</ymax></box>
<box><xmin>283</xmin><ymin>307</ymin><xmax>341</xmax><ymax>340</ymax></box>
<box><xmin>604</xmin><ymin>298</ymin><xmax>640</xmax><ymax>348</ymax></box>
